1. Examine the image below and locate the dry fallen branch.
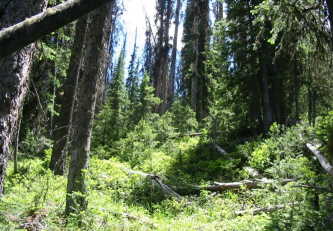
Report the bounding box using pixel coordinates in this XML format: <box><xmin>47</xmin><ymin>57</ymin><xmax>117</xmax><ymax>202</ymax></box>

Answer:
<box><xmin>121</xmin><ymin>168</ymin><xmax>294</xmax><ymax>195</ymax></box>
<box><xmin>199</xmin><ymin>178</ymin><xmax>294</xmax><ymax>192</ymax></box>
<box><xmin>235</xmin><ymin>203</ymin><xmax>298</xmax><ymax>216</ymax></box>
<box><xmin>213</xmin><ymin>144</ymin><xmax>228</xmax><ymax>155</ymax></box>
<box><xmin>121</xmin><ymin>168</ymin><xmax>182</xmax><ymax>199</ymax></box>
<box><xmin>292</xmin><ymin>184</ymin><xmax>332</xmax><ymax>193</ymax></box>
<box><xmin>306</xmin><ymin>143</ymin><xmax>333</xmax><ymax>177</ymax></box>
<box><xmin>111</xmin><ymin>211</ymin><xmax>157</xmax><ymax>228</ymax></box>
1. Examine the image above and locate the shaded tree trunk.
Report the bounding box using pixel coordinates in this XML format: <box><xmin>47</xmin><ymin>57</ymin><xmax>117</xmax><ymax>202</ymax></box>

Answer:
<box><xmin>182</xmin><ymin>0</ymin><xmax>209</xmax><ymax>120</ymax></box>
<box><xmin>65</xmin><ymin>3</ymin><xmax>112</xmax><ymax>214</ymax></box>
<box><xmin>152</xmin><ymin>0</ymin><xmax>173</xmax><ymax>114</ymax></box>
<box><xmin>0</xmin><ymin>0</ymin><xmax>47</xmax><ymax>196</ymax></box>
<box><xmin>293</xmin><ymin>61</ymin><xmax>300</xmax><ymax>122</ymax></box>
<box><xmin>168</xmin><ymin>0</ymin><xmax>182</xmax><ymax>106</ymax></box>
<box><xmin>260</xmin><ymin>50</ymin><xmax>273</xmax><ymax>132</ymax></box>
<box><xmin>50</xmin><ymin>16</ymin><xmax>89</xmax><ymax>175</ymax></box>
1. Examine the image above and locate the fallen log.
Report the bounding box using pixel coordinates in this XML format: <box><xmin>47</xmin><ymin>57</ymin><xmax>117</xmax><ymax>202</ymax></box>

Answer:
<box><xmin>0</xmin><ymin>0</ymin><xmax>113</xmax><ymax>57</ymax></box>
<box><xmin>121</xmin><ymin>168</ymin><xmax>294</xmax><ymax>195</ymax></box>
<box><xmin>121</xmin><ymin>168</ymin><xmax>181</xmax><ymax>199</ymax></box>
<box><xmin>235</xmin><ymin>203</ymin><xmax>297</xmax><ymax>216</ymax></box>
<box><xmin>306</xmin><ymin>143</ymin><xmax>333</xmax><ymax>177</ymax></box>
<box><xmin>213</xmin><ymin>144</ymin><xmax>228</xmax><ymax>155</ymax></box>
<box><xmin>111</xmin><ymin>211</ymin><xmax>157</xmax><ymax>228</ymax></box>
<box><xmin>200</xmin><ymin>178</ymin><xmax>294</xmax><ymax>192</ymax></box>
<box><xmin>292</xmin><ymin>184</ymin><xmax>332</xmax><ymax>193</ymax></box>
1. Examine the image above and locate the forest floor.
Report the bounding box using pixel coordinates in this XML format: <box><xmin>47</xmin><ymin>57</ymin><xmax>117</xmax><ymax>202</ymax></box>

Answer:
<box><xmin>0</xmin><ymin>129</ymin><xmax>330</xmax><ymax>230</ymax></box>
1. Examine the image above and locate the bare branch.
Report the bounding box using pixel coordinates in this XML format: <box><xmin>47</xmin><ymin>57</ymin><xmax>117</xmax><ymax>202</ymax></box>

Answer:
<box><xmin>306</xmin><ymin>143</ymin><xmax>333</xmax><ymax>177</ymax></box>
<box><xmin>0</xmin><ymin>0</ymin><xmax>113</xmax><ymax>57</ymax></box>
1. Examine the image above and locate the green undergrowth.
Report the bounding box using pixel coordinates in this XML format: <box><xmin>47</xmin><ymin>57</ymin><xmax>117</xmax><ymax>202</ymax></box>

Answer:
<box><xmin>1</xmin><ymin>123</ymin><xmax>333</xmax><ymax>230</ymax></box>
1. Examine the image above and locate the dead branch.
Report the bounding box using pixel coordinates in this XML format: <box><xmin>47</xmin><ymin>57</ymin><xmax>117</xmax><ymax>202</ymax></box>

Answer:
<box><xmin>235</xmin><ymin>203</ymin><xmax>298</xmax><ymax>216</ymax></box>
<box><xmin>121</xmin><ymin>168</ymin><xmax>181</xmax><ymax>199</ymax></box>
<box><xmin>213</xmin><ymin>144</ymin><xmax>228</xmax><ymax>155</ymax></box>
<box><xmin>121</xmin><ymin>168</ymin><xmax>294</xmax><ymax>195</ymax></box>
<box><xmin>0</xmin><ymin>0</ymin><xmax>113</xmax><ymax>57</ymax></box>
<box><xmin>306</xmin><ymin>143</ymin><xmax>333</xmax><ymax>177</ymax></box>
<box><xmin>201</xmin><ymin>178</ymin><xmax>294</xmax><ymax>192</ymax></box>
<box><xmin>111</xmin><ymin>211</ymin><xmax>157</xmax><ymax>228</ymax></box>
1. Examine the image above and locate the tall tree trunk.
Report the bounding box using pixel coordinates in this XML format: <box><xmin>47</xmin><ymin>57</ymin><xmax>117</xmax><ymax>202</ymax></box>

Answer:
<box><xmin>183</xmin><ymin>0</ymin><xmax>209</xmax><ymax>120</ymax></box>
<box><xmin>152</xmin><ymin>0</ymin><xmax>173</xmax><ymax>114</ymax></box>
<box><xmin>0</xmin><ymin>0</ymin><xmax>47</xmax><ymax>196</ymax></box>
<box><xmin>65</xmin><ymin>3</ymin><xmax>112</xmax><ymax>214</ymax></box>
<box><xmin>260</xmin><ymin>50</ymin><xmax>273</xmax><ymax>132</ymax></box>
<box><xmin>50</xmin><ymin>16</ymin><xmax>89</xmax><ymax>175</ymax></box>
<box><xmin>168</xmin><ymin>0</ymin><xmax>182</xmax><ymax>106</ymax></box>
<box><xmin>293</xmin><ymin>61</ymin><xmax>300</xmax><ymax>122</ymax></box>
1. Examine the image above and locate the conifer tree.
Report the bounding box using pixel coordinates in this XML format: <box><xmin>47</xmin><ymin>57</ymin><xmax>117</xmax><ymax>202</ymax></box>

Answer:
<box><xmin>181</xmin><ymin>0</ymin><xmax>210</xmax><ymax>120</ymax></box>
<box><xmin>126</xmin><ymin>30</ymin><xmax>140</xmax><ymax>105</ymax></box>
<box><xmin>152</xmin><ymin>0</ymin><xmax>174</xmax><ymax>114</ymax></box>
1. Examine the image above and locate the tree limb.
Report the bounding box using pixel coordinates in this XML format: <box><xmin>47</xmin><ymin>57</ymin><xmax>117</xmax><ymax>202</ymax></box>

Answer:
<box><xmin>306</xmin><ymin>143</ymin><xmax>333</xmax><ymax>177</ymax></box>
<box><xmin>0</xmin><ymin>0</ymin><xmax>113</xmax><ymax>58</ymax></box>
<box><xmin>201</xmin><ymin>178</ymin><xmax>294</xmax><ymax>192</ymax></box>
<box><xmin>110</xmin><ymin>211</ymin><xmax>157</xmax><ymax>228</ymax></box>
<box><xmin>121</xmin><ymin>168</ymin><xmax>182</xmax><ymax>199</ymax></box>
<box><xmin>121</xmin><ymin>168</ymin><xmax>294</xmax><ymax>195</ymax></box>
<box><xmin>213</xmin><ymin>144</ymin><xmax>228</xmax><ymax>155</ymax></box>
<box><xmin>235</xmin><ymin>203</ymin><xmax>298</xmax><ymax>216</ymax></box>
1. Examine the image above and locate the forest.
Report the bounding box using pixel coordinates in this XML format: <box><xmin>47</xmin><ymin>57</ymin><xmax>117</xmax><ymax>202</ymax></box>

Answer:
<box><xmin>1</xmin><ymin>0</ymin><xmax>333</xmax><ymax>230</ymax></box>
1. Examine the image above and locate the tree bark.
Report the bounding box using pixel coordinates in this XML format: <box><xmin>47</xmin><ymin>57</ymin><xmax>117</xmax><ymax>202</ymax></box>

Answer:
<box><xmin>168</xmin><ymin>0</ymin><xmax>182</xmax><ymax>106</ymax></box>
<box><xmin>50</xmin><ymin>16</ymin><xmax>89</xmax><ymax>175</ymax></box>
<box><xmin>184</xmin><ymin>0</ymin><xmax>209</xmax><ymax>120</ymax></box>
<box><xmin>0</xmin><ymin>0</ymin><xmax>48</xmax><ymax>196</ymax></box>
<box><xmin>0</xmin><ymin>0</ymin><xmax>113</xmax><ymax>58</ymax></box>
<box><xmin>65</xmin><ymin>3</ymin><xmax>112</xmax><ymax>215</ymax></box>
<box><xmin>152</xmin><ymin>0</ymin><xmax>173</xmax><ymax>114</ymax></box>
<box><xmin>325</xmin><ymin>0</ymin><xmax>333</xmax><ymax>35</ymax></box>
<box><xmin>260</xmin><ymin>48</ymin><xmax>273</xmax><ymax>132</ymax></box>
<box><xmin>306</xmin><ymin>143</ymin><xmax>333</xmax><ymax>177</ymax></box>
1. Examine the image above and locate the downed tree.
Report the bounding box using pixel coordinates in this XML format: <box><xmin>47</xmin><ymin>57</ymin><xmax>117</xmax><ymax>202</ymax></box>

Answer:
<box><xmin>121</xmin><ymin>168</ymin><xmax>182</xmax><ymax>199</ymax></box>
<box><xmin>111</xmin><ymin>211</ymin><xmax>157</xmax><ymax>228</ymax></box>
<box><xmin>121</xmin><ymin>168</ymin><xmax>294</xmax><ymax>195</ymax></box>
<box><xmin>0</xmin><ymin>0</ymin><xmax>113</xmax><ymax>57</ymax></box>
<box><xmin>213</xmin><ymin>144</ymin><xmax>228</xmax><ymax>155</ymax></box>
<box><xmin>306</xmin><ymin>143</ymin><xmax>333</xmax><ymax>177</ymax></box>
<box><xmin>235</xmin><ymin>203</ymin><xmax>298</xmax><ymax>216</ymax></box>
<box><xmin>199</xmin><ymin>178</ymin><xmax>294</xmax><ymax>192</ymax></box>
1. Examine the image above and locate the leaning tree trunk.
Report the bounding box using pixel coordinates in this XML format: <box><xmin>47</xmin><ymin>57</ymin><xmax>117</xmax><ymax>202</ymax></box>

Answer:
<box><xmin>0</xmin><ymin>0</ymin><xmax>47</xmax><ymax>196</ymax></box>
<box><xmin>65</xmin><ymin>3</ymin><xmax>112</xmax><ymax>215</ymax></box>
<box><xmin>0</xmin><ymin>0</ymin><xmax>113</xmax><ymax>58</ymax></box>
<box><xmin>50</xmin><ymin>16</ymin><xmax>89</xmax><ymax>175</ymax></box>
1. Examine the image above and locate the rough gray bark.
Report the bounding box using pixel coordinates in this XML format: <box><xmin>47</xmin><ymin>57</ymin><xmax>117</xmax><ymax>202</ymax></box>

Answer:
<box><xmin>50</xmin><ymin>16</ymin><xmax>89</xmax><ymax>175</ymax></box>
<box><xmin>0</xmin><ymin>0</ymin><xmax>48</xmax><ymax>196</ymax></box>
<box><xmin>184</xmin><ymin>0</ymin><xmax>209</xmax><ymax>120</ymax></box>
<box><xmin>65</xmin><ymin>3</ymin><xmax>112</xmax><ymax>214</ymax></box>
<box><xmin>168</xmin><ymin>0</ymin><xmax>182</xmax><ymax>106</ymax></box>
<box><xmin>0</xmin><ymin>0</ymin><xmax>113</xmax><ymax>58</ymax></box>
<box><xmin>152</xmin><ymin>0</ymin><xmax>173</xmax><ymax>114</ymax></box>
